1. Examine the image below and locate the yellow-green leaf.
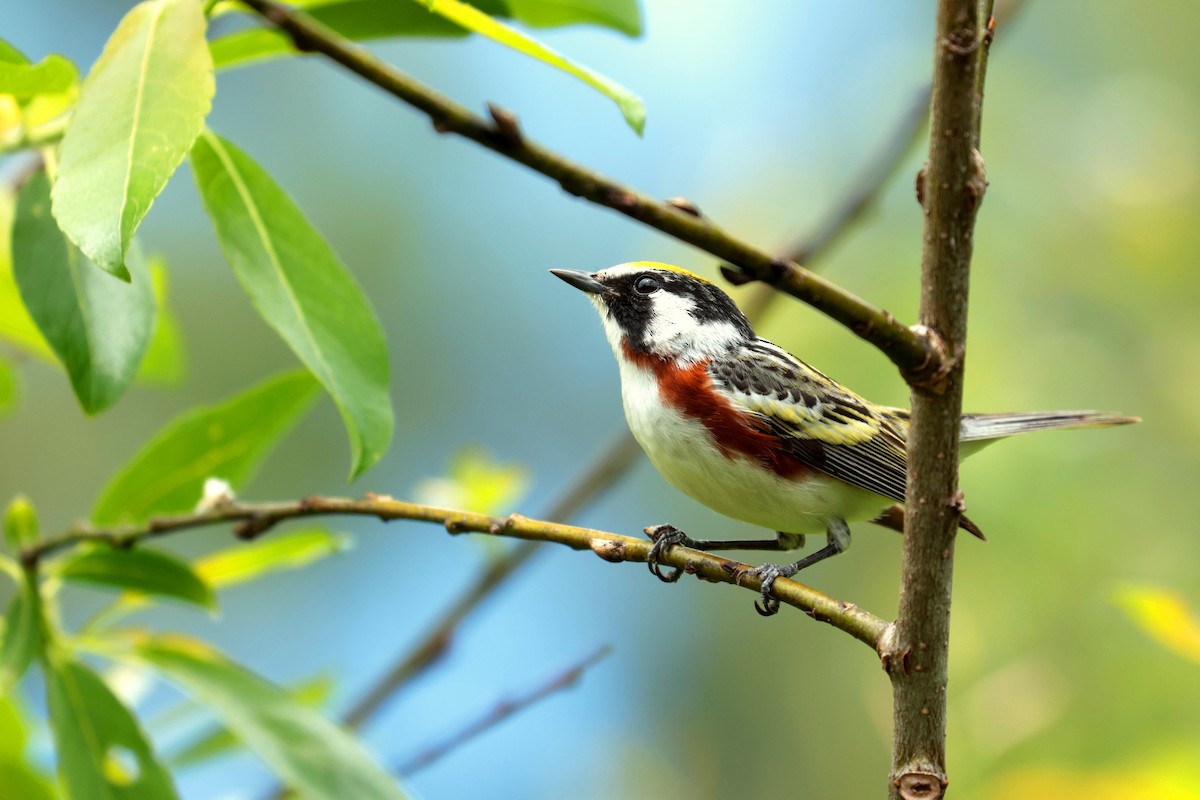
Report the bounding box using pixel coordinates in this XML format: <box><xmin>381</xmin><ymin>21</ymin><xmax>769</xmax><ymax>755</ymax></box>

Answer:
<box><xmin>1114</xmin><ymin>584</ymin><xmax>1200</xmax><ymax>663</ymax></box>
<box><xmin>190</xmin><ymin>131</ymin><xmax>393</xmax><ymax>479</ymax></box>
<box><xmin>45</xmin><ymin>657</ymin><xmax>178</xmax><ymax>799</ymax></box>
<box><xmin>0</xmin><ymin>53</ymin><xmax>77</xmax><ymax>101</ymax></box>
<box><xmin>3</xmin><ymin>495</ymin><xmax>38</xmax><ymax>553</ymax></box>
<box><xmin>414</xmin><ymin>446</ymin><xmax>530</xmax><ymax>515</ymax></box>
<box><xmin>0</xmin><ymin>357</ymin><xmax>17</xmax><ymax>415</ymax></box>
<box><xmin>419</xmin><ymin>0</ymin><xmax>645</xmax><ymax>134</ymax></box>
<box><xmin>194</xmin><ymin>528</ymin><xmax>348</xmax><ymax>590</ymax></box>
<box><xmin>51</xmin><ymin>0</ymin><xmax>214</xmax><ymax>280</ymax></box>
<box><xmin>0</xmin><ymin>695</ymin><xmax>58</xmax><ymax>800</ymax></box>
<box><xmin>92</xmin><ymin>371</ymin><xmax>319</xmax><ymax>525</ymax></box>
<box><xmin>57</xmin><ymin>546</ymin><xmax>216</xmax><ymax>611</ymax></box>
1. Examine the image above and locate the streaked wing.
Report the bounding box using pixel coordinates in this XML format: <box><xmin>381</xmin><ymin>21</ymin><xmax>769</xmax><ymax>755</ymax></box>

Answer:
<box><xmin>709</xmin><ymin>340</ymin><xmax>910</xmax><ymax>502</ymax></box>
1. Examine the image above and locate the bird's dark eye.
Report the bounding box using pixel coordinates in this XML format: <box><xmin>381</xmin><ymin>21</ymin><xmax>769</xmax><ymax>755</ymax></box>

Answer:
<box><xmin>634</xmin><ymin>275</ymin><xmax>660</xmax><ymax>295</ymax></box>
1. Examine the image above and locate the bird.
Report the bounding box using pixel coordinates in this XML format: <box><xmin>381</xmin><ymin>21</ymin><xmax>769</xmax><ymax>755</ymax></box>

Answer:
<box><xmin>551</xmin><ymin>261</ymin><xmax>1138</xmax><ymax>615</ymax></box>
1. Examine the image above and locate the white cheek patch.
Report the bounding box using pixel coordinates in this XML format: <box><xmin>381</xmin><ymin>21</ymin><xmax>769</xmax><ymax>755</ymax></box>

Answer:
<box><xmin>589</xmin><ymin>295</ymin><xmax>627</xmax><ymax>355</ymax></box>
<box><xmin>647</xmin><ymin>291</ymin><xmax>743</xmax><ymax>362</ymax></box>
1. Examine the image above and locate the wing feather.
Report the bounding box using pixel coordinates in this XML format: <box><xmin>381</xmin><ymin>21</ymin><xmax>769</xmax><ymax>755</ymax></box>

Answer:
<box><xmin>710</xmin><ymin>342</ymin><xmax>910</xmax><ymax>502</ymax></box>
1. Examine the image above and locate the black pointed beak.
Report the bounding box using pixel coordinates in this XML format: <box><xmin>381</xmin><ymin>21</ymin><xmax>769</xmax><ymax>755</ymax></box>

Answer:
<box><xmin>550</xmin><ymin>269</ymin><xmax>610</xmax><ymax>295</ymax></box>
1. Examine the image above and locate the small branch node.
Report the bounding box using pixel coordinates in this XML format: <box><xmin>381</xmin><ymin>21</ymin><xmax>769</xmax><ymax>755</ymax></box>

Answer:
<box><xmin>948</xmin><ymin>490</ymin><xmax>967</xmax><ymax>514</ymax></box>
<box><xmin>488</xmin><ymin>512</ymin><xmax>523</xmax><ymax>535</ymax></box>
<box><xmin>894</xmin><ymin>771</ymin><xmax>948</xmax><ymax>800</ymax></box>
<box><xmin>363</xmin><ymin>491</ymin><xmax>395</xmax><ymax>502</ymax></box>
<box><xmin>604</xmin><ymin>187</ymin><xmax>638</xmax><ymax>211</ymax></box>
<box><xmin>718</xmin><ymin>264</ymin><xmax>755</xmax><ymax>286</ymax></box>
<box><xmin>486</xmin><ymin>103</ymin><xmax>523</xmax><ymax>146</ymax></box>
<box><xmin>431</xmin><ymin>118</ymin><xmax>451</xmax><ymax>135</ymax></box>
<box><xmin>444</xmin><ymin>517</ymin><xmax>468</xmax><ymax>535</ymax></box>
<box><xmin>589</xmin><ymin>538</ymin><xmax>626</xmax><ymax>563</ymax></box>
<box><xmin>665</xmin><ymin>196</ymin><xmax>702</xmax><ymax>217</ymax></box>
<box><xmin>904</xmin><ymin>325</ymin><xmax>956</xmax><ymax>392</ymax></box>
<box><xmin>965</xmin><ymin>149</ymin><xmax>988</xmax><ymax>213</ymax></box>
<box><xmin>943</xmin><ymin>26</ymin><xmax>981</xmax><ymax>56</ymax></box>
<box><xmin>915</xmin><ymin>165</ymin><xmax>927</xmax><ymax>207</ymax></box>
<box><xmin>234</xmin><ymin>515</ymin><xmax>276</xmax><ymax>540</ymax></box>
<box><xmin>767</xmin><ymin>256</ymin><xmax>792</xmax><ymax>281</ymax></box>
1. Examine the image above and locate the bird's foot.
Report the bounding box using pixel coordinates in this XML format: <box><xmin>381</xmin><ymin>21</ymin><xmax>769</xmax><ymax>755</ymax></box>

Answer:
<box><xmin>644</xmin><ymin>524</ymin><xmax>697</xmax><ymax>583</ymax></box>
<box><xmin>739</xmin><ymin>562</ymin><xmax>800</xmax><ymax>617</ymax></box>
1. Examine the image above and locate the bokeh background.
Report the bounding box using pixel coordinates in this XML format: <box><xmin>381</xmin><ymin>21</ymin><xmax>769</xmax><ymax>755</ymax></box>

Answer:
<box><xmin>4</xmin><ymin>0</ymin><xmax>1199</xmax><ymax>797</ymax></box>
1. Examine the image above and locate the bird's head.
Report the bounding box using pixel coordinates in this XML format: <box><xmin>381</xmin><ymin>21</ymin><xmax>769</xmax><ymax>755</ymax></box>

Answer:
<box><xmin>552</xmin><ymin>262</ymin><xmax>753</xmax><ymax>364</ymax></box>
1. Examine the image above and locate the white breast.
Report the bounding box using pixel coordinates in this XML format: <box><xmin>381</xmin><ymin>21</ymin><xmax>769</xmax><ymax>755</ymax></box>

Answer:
<box><xmin>617</xmin><ymin>360</ymin><xmax>888</xmax><ymax>535</ymax></box>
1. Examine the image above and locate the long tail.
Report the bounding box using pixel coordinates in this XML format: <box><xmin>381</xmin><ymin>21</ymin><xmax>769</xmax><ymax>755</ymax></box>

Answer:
<box><xmin>960</xmin><ymin>410</ymin><xmax>1139</xmax><ymax>442</ymax></box>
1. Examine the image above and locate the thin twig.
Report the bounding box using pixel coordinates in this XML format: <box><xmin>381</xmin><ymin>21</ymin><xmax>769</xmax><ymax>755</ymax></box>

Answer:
<box><xmin>396</xmin><ymin>645</ymin><xmax>612</xmax><ymax>775</ymax></box>
<box><xmin>339</xmin><ymin>433</ymin><xmax>641</xmax><ymax>731</ymax></box>
<box><xmin>23</xmin><ymin>495</ymin><xmax>891</xmax><ymax>648</ymax></box>
<box><xmin>236</xmin><ymin>0</ymin><xmax>944</xmax><ymax>384</ymax></box>
<box><xmin>883</xmin><ymin>2</ymin><xmax>995</xmax><ymax>798</ymax></box>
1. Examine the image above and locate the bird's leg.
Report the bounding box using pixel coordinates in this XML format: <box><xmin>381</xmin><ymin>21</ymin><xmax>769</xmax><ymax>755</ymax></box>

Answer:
<box><xmin>742</xmin><ymin>518</ymin><xmax>852</xmax><ymax>616</ymax></box>
<box><xmin>644</xmin><ymin>525</ymin><xmax>807</xmax><ymax>583</ymax></box>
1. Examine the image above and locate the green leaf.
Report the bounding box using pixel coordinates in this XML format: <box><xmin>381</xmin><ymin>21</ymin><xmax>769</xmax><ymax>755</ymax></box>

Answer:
<box><xmin>12</xmin><ymin>173</ymin><xmax>156</xmax><ymax>414</ymax></box>
<box><xmin>92</xmin><ymin>371</ymin><xmax>320</xmax><ymax>525</ymax></box>
<box><xmin>0</xmin><ymin>54</ymin><xmax>77</xmax><ymax>101</ymax></box>
<box><xmin>194</xmin><ymin>528</ymin><xmax>347</xmax><ymax>590</ymax></box>
<box><xmin>130</xmin><ymin>635</ymin><xmax>409</xmax><ymax>798</ymax></box>
<box><xmin>0</xmin><ymin>39</ymin><xmax>28</xmax><ymax>65</ymax></box>
<box><xmin>420</xmin><ymin>0</ymin><xmax>645</xmax><ymax>134</ymax></box>
<box><xmin>0</xmin><ymin>569</ymin><xmax>46</xmax><ymax>691</ymax></box>
<box><xmin>210</xmin><ymin>0</ymin><xmax>481</xmax><ymax>69</ymax></box>
<box><xmin>51</xmin><ymin>0</ymin><xmax>214</xmax><ymax>280</ymax></box>
<box><xmin>135</xmin><ymin>257</ymin><xmax>185</xmax><ymax>385</ymax></box>
<box><xmin>0</xmin><ymin>695</ymin><xmax>58</xmax><ymax>800</ymax></box>
<box><xmin>0</xmin><ymin>358</ymin><xmax>17</xmax><ymax>416</ymax></box>
<box><xmin>209</xmin><ymin>0</ymin><xmax>639</xmax><ymax>70</ymax></box>
<box><xmin>0</xmin><ymin>187</ymin><xmax>57</xmax><ymax>364</ymax></box>
<box><xmin>57</xmin><ymin>546</ymin><xmax>216</xmax><ymax>610</ymax></box>
<box><xmin>166</xmin><ymin>673</ymin><xmax>335</xmax><ymax>770</ymax></box>
<box><xmin>3</xmin><ymin>495</ymin><xmax>38</xmax><ymax>552</ymax></box>
<box><xmin>506</xmin><ymin>0</ymin><xmax>641</xmax><ymax>36</ymax></box>
<box><xmin>190</xmin><ymin>131</ymin><xmax>393</xmax><ymax>479</ymax></box>
<box><xmin>45</xmin><ymin>657</ymin><xmax>178</xmax><ymax>800</ymax></box>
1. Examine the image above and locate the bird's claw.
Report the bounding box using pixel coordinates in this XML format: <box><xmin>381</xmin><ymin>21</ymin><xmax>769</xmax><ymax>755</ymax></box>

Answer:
<box><xmin>644</xmin><ymin>524</ymin><xmax>694</xmax><ymax>583</ymax></box>
<box><xmin>741</xmin><ymin>562</ymin><xmax>796</xmax><ymax>617</ymax></box>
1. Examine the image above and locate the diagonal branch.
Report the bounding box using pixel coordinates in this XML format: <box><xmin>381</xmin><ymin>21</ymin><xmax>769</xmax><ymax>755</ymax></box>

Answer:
<box><xmin>396</xmin><ymin>645</ymin><xmax>612</xmax><ymax>775</ymax></box>
<box><xmin>884</xmin><ymin>2</ymin><xmax>995</xmax><ymax>798</ymax></box>
<box><xmin>23</xmin><ymin>494</ymin><xmax>890</xmax><ymax>648</ymax></box>
<box><xmin>235</xmin><ymin>0</ymin><xmax>944</xmax><ymax>385</ymax></box>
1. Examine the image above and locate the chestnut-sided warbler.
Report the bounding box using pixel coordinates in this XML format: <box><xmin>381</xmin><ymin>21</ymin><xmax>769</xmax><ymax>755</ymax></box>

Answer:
<box><xmin>552</xmin><ymin>262</ymin><xmax>1137</xmax><ymax>614</ymax></box>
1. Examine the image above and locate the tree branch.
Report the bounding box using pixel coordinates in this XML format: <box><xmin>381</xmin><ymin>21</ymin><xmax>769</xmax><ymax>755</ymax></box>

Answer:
<box><xmin>396</xmin><ymin>645</ymin><xmax>611</xmax><ymax>775</ymax></box>
<box><xmin>236</xmin><ymin>0</ymin><xmax>945</xmax><ymax>385</ymax></box>
<box><xmin>340</xmin><ymin>432</ymin><xmax>641</xmax><ymax>732</ymax></box>
<box><xmin>24</xmin><ymin>494</ymin><xmax>890</xmax><ymax>648</ymax></box>
<box><xmin>885</xmin><ymin>2</ymin><xmax>994</xmax><ymax>799</ymax></box>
